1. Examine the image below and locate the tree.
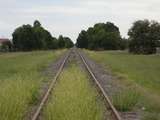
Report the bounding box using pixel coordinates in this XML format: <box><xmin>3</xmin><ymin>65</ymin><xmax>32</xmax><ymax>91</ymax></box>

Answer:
<box><xmin>119</xmin><ymin>38</ymin><xmax>129</xmax><ymax>50</ymax></box>
<box><xmin>33</xmin><ymin>20</ymin><xmax>56</xmax><ymax>50</ymax></box>
<box><xmin>51</xmin><ymin>37</ymin><xmax>59</xmax><ymax>49</ymax></box>
<box><xmin>12</xmin><ymin>20</ymin><xmax>74</xmax><ymax>51</ymax></box>
<box><xmin>44</xmin><ymin>30</ymin><xmax>57</xmax><ymax>49</ymax></box>
<box><xmin>64</xmin><ymin>37</ymin><xmax>74</xmax><ymax>48</ymax></box>
<box><xmin>33</xmin><ymin>20</ymin><xmax>41</xmax><ymax>28</ymax></box>
<box><xmin>58</xmin><ymin>35</ymin><xmax>65</xmax><ymax>48</ymax></box>
<box><xmin>76</xmin><ymin>22</ymin><xmax>122</xmax><ymax>50</ymax></box>
<box><xmin>76</xmin><ymin>30</ymin><xmax>88</xmax><ymax>48</ymax></box>
<box><xmin>12</xmin><ymin>24</ymin><xmax>36</xmax><ymax>51</ymax></box>
<box><xmin>12</xmin><ymin>20</ymin><xmax>58</xmax><ymax>51</ymax></box>
<box><xmin>57</xmin><ymin>35</ymin><xmax>74</xmax><ymax>48</ymax></box>
<box><xmin>128</xmin><ymin>20</ymin><xmax>160</xmax><ymax>54</ymax></box>
<box><xmin>157</xmin><ymin>40</ymin><xmax>160</xmax><ymax>47</ymax></box>
<box><xmin>33</xmin><ymin>25</ymin><xmax>46</xmax><ymax>49</ymax></box>
<box><xmin>0</xmin><ymin>41</ymin><xmax>12</xmax><ymax>52</ymax></box>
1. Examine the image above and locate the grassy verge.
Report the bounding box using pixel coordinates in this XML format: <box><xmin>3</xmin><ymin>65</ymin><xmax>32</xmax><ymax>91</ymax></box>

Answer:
<box><xmin>43</xmin><ymin>64</ymin><xmax>105</xmax><ymax>120</ymax></box>
<box><xmin>0</xmin><ymin>50</ymin><xmax>65</xmax><ymax>120</ymax></box>
<box><xmin>85</xmin><ymin>50</ymin><xmax>160</xmax><ymax>119</ymax></box>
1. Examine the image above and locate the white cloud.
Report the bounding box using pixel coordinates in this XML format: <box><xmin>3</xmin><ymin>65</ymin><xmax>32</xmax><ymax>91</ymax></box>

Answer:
<box><xmin>0</xmin><ymin>0</ymin><xmax>160</xmax><ymax>42</ymax></box>
<box><xmin>21</xmin><ymin>6</ymin><xmax>97</xmax><ymax>16</ymax></box>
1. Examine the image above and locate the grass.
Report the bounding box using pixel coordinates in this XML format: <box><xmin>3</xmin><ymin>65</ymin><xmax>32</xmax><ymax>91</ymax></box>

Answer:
<box><xmin>112</xmin><ymin>88</ymin><xmax>140</xmax><ymax>111</ymax></box>
<box><xmin>85</xmin><ymin>50</ymin><xmax>160</xmax><ymax>119</ymax></box>
<box><xmin>0</xmin><ymin>50</ymin><xmax>65</xmax><ymax>120</ymax></box>
<box><xmin>43</xmin><ymin>64</ymin><xmax>105</xmax><ymax>120</ymax></box>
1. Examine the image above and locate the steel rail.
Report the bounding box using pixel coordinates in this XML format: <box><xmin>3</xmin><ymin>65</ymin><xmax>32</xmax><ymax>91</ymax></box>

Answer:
<box><xmin>31</xmin><ymin>50</ymin><xmax>71</xmax><ymax>120</ymax></box>
<box><xmin>76</xmin><ymin>49</ymin><xmax>122</xmax><ymax>120</ymax></box>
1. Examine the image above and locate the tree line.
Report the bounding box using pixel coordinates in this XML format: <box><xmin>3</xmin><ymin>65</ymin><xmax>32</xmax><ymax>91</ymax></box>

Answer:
<box><xmin>76</xmin><ymin>19</ymin><xmax>160</xmax><ymax>54</ymax></box>
<box><xmin>12</xmin><ymin>20</ymin><xmax>74</xmax><ymax>51</ymax></box>
<box><xmin>2</xmin><ymin>19</ymin><xmax>160</xmax><ymax>54</ymax></box>
<box><xmin>76</xmin><ymin>22</ymin><xmax>126</xmax><ymax>50</ymax></box>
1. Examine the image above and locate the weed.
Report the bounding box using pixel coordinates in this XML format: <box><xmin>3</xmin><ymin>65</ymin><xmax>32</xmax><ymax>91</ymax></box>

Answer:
<box><xmin>43</xmin><ymin>64</ymin><xmax>105</xmax><ymax>120</ymax></box>
<box><xmin>0</xmin><ymin>50</ymin><xmax>65</xmax><ymax>120</ymax></box>
<box><xmin>112</xmin><ymin>88</ymin><xmax>140</xmax><ymax>111</ymax></box>
<box><xmin>85</xmin><ymin>50</ymin><xmax>160</xmax><ymax>119</ymax></box>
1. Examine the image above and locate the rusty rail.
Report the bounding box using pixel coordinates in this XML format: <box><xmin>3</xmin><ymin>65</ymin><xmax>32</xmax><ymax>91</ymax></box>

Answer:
<box><xmin>76</xmin><ymin>49</ymin><xmax>122</xmax><ymax>120</ymax></box>
<box><xmin>31</xmin><ymin>48</ymin><xmax>121</xmax><ymax>120</ymax></box>
<box><xmin>31</xmin><ymin>50</ymin><xmax>71</xmax><ymax>120</ymax></box>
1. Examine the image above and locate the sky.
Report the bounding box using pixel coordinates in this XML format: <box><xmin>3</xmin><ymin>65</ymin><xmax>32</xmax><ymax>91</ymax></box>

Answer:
<box><xmin>0</xmin><ymin>0</ymin><xmax>160</xmax><ymax>42</ymax></box>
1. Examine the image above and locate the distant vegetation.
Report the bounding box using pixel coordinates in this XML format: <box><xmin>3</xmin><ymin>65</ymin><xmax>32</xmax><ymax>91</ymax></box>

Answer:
<box><xmin>0</xmin><ymin>39</ymin><xmax>12</xmax><ymax>52</ymax></box>
<box><xmin>2</xmin><ymin>19</ymin><xmax>160</xmax><ymax>54</ymax></box>
<box><xmin>76</xmin><ymin>19</ymin><xmax>160</xmax><ymax>54</ymax></box>
<box><xmin>128</xmin><ymin>20</ymin><xmax>160</xmax><ymax>54</ymax></box>
<box><xmin>12</xmin><ymin>20</ymin><xmax>74</xmax><ymax>51</ymax></box>
<box><xmin>76</xmin><ymin>22</ymin><xmax>127</xmax><ymax>50</ymax></box>
<box><xmin>57</xmin><ymin>35</ymin><xmax>74</xmax><ymax>48</ymax></box>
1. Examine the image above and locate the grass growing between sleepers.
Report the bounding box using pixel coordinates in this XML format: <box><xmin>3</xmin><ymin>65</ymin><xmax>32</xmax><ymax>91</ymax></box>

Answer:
<box><xmin>0</xmin><ymin>50</ymin><xmax>66</xmax><ymax>120</ymax></box>
<box><xmin>43</xmin><ymin>64</ymin><xmax>105</xmax><ymax>120</ymax></box>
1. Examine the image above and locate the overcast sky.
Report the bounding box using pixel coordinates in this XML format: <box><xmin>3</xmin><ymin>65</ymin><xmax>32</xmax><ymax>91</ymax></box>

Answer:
<box><xmin>0</xmin><ymin>0</ymin><xmax>160</xmax><ymax>42</ymax></box>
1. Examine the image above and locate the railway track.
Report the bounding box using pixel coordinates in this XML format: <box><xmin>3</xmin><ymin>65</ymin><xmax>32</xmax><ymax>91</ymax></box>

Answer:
<box><xmin>31</xmin><ymin>50</ymin><xmax>71</xmax><ymax>120</ymax></box>
<box><xmin>76</xmin><ymin>49</ymin><xmax>122</xmax><ymax>120</ymax></box>
<box><xmin>31</xmin><ymin>48</ymin><xmax>122</xmax><ymax>120</ymax></box>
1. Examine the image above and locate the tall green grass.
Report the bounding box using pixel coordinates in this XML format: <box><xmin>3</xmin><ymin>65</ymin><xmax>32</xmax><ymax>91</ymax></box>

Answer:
<box><xmin>112</xmin><ymin>88</ymin><xmax>140</xmax><ymax>111</ymax></box>
<box><xmin>86</xmin><ymin>51</ymin><xmax>160</xmax><ymax>94</ymax></box>
<box><xmin>85</xmin><ymin>50</ymin><xmax>160</xmax><ymax>119</ymax></box>
<box><xmin>43</xmin><ymin>64</ymin><xmax>105</xmax><ymax>120</ymax></box>
<box><xmin>0</xmin><ymin>50</ymin><xmax>65</xmax><ymax>120</ymax></box>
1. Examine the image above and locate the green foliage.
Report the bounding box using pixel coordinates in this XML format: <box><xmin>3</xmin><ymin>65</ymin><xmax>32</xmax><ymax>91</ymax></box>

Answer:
<box><xmin>76</xmin><ymin>30</ymin><xmax>88</xmax><ymax>48</ymax></box>
<box><xmin>64</xmin><ymin>37</ymin><xmax>74</xmax><ymax>48</ymax></box>
<box><xmin>76</xmin><ymin>22</ymin><xmax>123</xmax><ymax>50</ymax></box>
<box><xmin>112</xmin><ymin>89</ymin><xmax>140</xmax><ymax>111</ymax></box>
<box><xmin>32</xmin><ymin>20</ymin><xmax>58</xmax><ymax>49</ymax></box>
<box><xmin>12</xmin><ymin>24</ymin><xmax>36</xmax><ymax>51</ymax></box>
<box><xmin>0</xmin><ymin>50</ymin><xmax>65</xmax><ymax>120</ymax></box>
<box><xmin>58</xmin><ymin>35</ymin><xmax>65</xmax><ymax>48</ymax></box>
<box><xmin>58</xmin><ymin>35</ymin><xmax>74</xmax><ymax>48</ymax></box>
<box><xmin>0</xmin><ymin>41</ymin><xmax>12</xmax><ymax>52</ymax></box>
<box><xmin>119</xmin><ymin>38</ymin><xmax>129</xmax><ymax>50</ymax></box>
<box><xmin>12</xmin><ymin>20</ymin><xmax>73</xmax><ymax>51</ymax></box>
<box><xmin>33</xmin><ymin>20</ymin><xmax>41</xmax><ymax>28</ymax></box>
<box><xmin>157</xmin><ymin>41</ymin><xmax>160</xmax><ymax>47</ymax></box>
<box><xmin>143</xmin><ymin>112</ymin><xmax>160</xmax><ymax>120</ymax></box>
<box><xmin>86</xmin><ymin>50</ymin><xmax>160</xmax><ymax>94</ymax></box>
<box><xmin>128</xmin><ymin>19</ymin><xmax>160</xmax><ymax>54</ymax></box>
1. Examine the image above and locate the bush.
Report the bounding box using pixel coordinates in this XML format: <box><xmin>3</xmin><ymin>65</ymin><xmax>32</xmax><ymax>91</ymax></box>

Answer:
<box><xmin>12</xmin><ymin>20</ymin><xmax>74</xmax><ymax>51</ymax></box>
<box><xmin>76</xmin><ymin>22</ymin><xmax>123</xmax><ymax>50</ymax></box>
<box><xmin>128</xmin><ymin>20</ymin><xmax>160</xmax><ymax>54</ymax></box>
<box><xmin>58</xmin><ymin>35</ymin><xmax>74</xmax><ymax>48</ymax></box>
<box><xmin>112</xmin><ymin>89</ymin><xmax>140</xmax><ymax>111</ymax></box>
